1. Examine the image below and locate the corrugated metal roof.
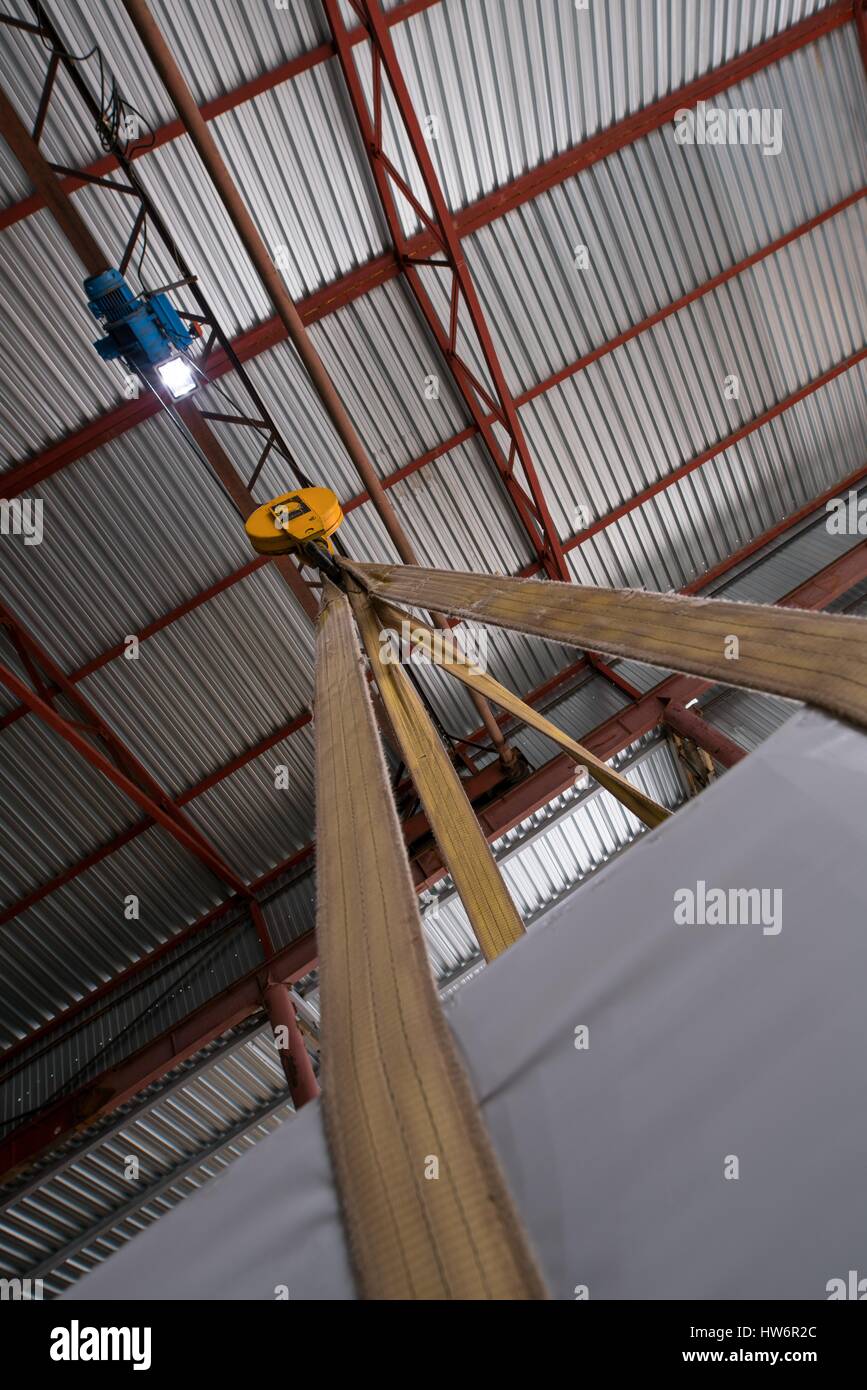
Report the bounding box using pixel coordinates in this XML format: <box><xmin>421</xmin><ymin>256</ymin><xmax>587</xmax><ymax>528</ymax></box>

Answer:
<box><xmin>3</xmin><ymin>0</ymin><xmax>838</xmax><ymax>200</ymax></box>
<box><xmin>829</xmin><ymin>575</ymin><xmax>867</xmax><ymax>614</ymax></box>
<box><xmin>0</xmin><ymin>729</ymin><xmax>684</xmax><ymax>1294</ymax></box>
<box><xmin>0</xmin><ymin>0</ymin><xmax>864</xmax><ymax>1293</ymax></box>
<box><xmin>381</xmin><ymin>0</ymin><xmax>841</xmax><ymax>221</ymax></box>
<box><xmin>0</xmin><ymin>1016</ymin><xmax>297</xmax><ymax>1295</ymax></box>
<box><xmin>0</xmin><ymin>5</ymin><xmax>861</xmax><ymax>1019</ymax></box>
<box><xmin>466</xmin><ymin>122</ymin><xmax>865</xmax><ymax>404</ymax></box>
<box><xmin>0</xmin><ymin>1</ymin><xmax>333</xmax><ymax>186</ymax></box>
<box><xmin>698</xmin><ymin>686</ymin><xmax>798</xmax><ymax>749</ymax></box>
<box><xmin>709</xmin><ymin>483</ymin><xmax>867</xmax><ymax>600</ymax></box>
<box><xmin>3</xmin><ymin>10</ymin><xmax>861</xmax><ymax>452</ymax></box>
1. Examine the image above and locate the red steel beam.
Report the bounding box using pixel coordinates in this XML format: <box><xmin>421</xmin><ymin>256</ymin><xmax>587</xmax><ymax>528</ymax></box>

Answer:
<box><xmin>0</xmin><ymin>605</ymin><xmax>270</xmax><ymax>919</ymax></box>
<box><xmin>462</xmin><ymin>489</ymin><xmax>867</xmax><ymax>749</ymax></box>
<box><xmin>2</xmin><ymin>16</ymin><xmax>858</xmax><ymax>500</ymax></box>
<box><xmin>683</xmin><ymin>462</ymin><xmax>867</xmax><ymax>593</ymax></box>
<box><xmin>5</xmin><ymin>462</ymin><xmax>865</xmax><ymax>928</ymax></box>
<box><xmin>0</xmin><ymin>647</ymin><xmax>269</xmax><ymax>893</ymax></box>
<box><xmin>0</xmin><ymin>929</ymin><xmax>319</xmax><ymax>1181</ymax></box>
<box><xmin>0</xmin><ymin>555</ymin><xmax>267</xmax><ymax>732</ymax></box>
<box><xmin>5</xmin><ymin>532</ymin><xmax>865</xmax><ymax>1089</ymax></box>
<box><xmin>0</xmin><ymin>660</ymin><xmax>258</xmax><ymax>897</ymax></box>
<box><xmin>0</xmin><ymin>0</ymin><xmax>849</xmax><ymax>245</ymax></box>
<box><xmin>778</xmin><ymin>536</ymin><xmax>867</xmax><ymax>609</ymax></box>
<box><xmin>0</xmin><ymin>707</ymin><xmax>312</xmax><ymax>926</ymax></box>
<box><xmin>518</xmin><ymin>347</ymin><xmax>867</xmax><ymax>577</ymax></box>
<box><xmin>324</xmin><ymin>0</ymin><xmax>569</xmax><ymax>581</ymax></box>
<box><xmin>0</xmin><ymin>0</ymin><xmax>441</xmax><ymax>233</ymax></box>
<box><xmin>662</xmin><ymin>702</ymin><xmax>748</xmax><ymax>768</ymax></box>
<box><xmin>457</xmin><ymin>3</ymin><xmax>855</xmax><ymax>233</ymax></box>
<box><xmin>6</xmin><ymin>186</ymin><xmax>862</xmax><ymax>504</ymax></box>
<box><xmin>4</xmin><ymin>537</ymin><xmax>865</xmax><ymax>1175</ymax></box>
<box><xmin>0</xmin><ymin>755</ymin><xmax>510</xmax><ymax>1080</ymax></box>
<box><xmin>856</xmin><ymin>0</ymin><xmax>867</xmax><ymax>71</ymax></box>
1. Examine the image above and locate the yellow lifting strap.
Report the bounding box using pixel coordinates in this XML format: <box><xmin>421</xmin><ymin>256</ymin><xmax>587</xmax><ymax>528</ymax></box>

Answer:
<box><xmin>348</xmin><ymin>582</ymin><xmax>526</xmax><ymax>962</ymax></box>
<box><xmin>340</xmin><ymin>561</ymin><xmax>867</xmax><ymax>731</ymax></box>
<box><xmin>314</xmin><ymin>579</ymin><xmax>548</xmax><ymax>1300</ymax></box>
<box><xmin>373</xmin><ymin>598</ymin><xmax>670</xmax><ymax>830</ymax></box>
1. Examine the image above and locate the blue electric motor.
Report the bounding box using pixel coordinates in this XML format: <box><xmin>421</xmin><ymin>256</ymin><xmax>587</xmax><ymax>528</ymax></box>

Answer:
<box><xmin>84</xmin><ymin>268</ymin><xmax>197</xmax><ymax>371</ymax></box>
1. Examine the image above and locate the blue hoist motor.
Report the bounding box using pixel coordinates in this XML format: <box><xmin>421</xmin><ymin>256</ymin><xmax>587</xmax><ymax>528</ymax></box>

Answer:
<box><xmin>84</xmin><ymin>268</ymin><xmax>199</xmax><ymax>383</ymax></box>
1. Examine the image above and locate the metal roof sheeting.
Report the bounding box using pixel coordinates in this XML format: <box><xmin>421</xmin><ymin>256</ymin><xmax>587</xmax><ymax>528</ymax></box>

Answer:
<box><xmin>0</xmin><ymin>0</ymin><xmax>332</xmax><ymax>186</ymax></box>
<box><xmin>0</xmin><ymin>682</ymin><xmax>846</xmax><ymax>1290</ymax></box>
<box><xmin>0</xmin><ymin>6</ymin><xmax>861</xmax><ymax>1020</ymax></box>
<box><xmin>0</xmin><ymin>0</ymin><xmax>864</xmax><ymax>1289</ymax></box>
<box><xmin>699</xmin><ymin>687</ymin><xmax>797</xmax><ymax>748</ymax></box>
<box><xmin>74</xmin><ymin>568</ymin><xmax>314</xmax><ymax>794</ymax></box>
<box><xmin>2</xmin><ymin>829</ymin><xmax>227</xmax><ymax>1048</ymax></box>
<box><xmin>0</xmin><ymin>1017</ymin><xmax>296</xmax><ymax>1295</ymax></box>
<box><xmin>0</xmin><ymin>413</ymin><xmax>255</xmax><ymax>660</ymax></box>
<box><xmin>565</xmin><ymin>364</ymin><xmax>866</xmax><ymax>591</ymax></box>
<box><xmin>415</xmin><ymin>733</ymin><xmax>685</xmax><ymax>977</ymax></box>
<box><xmin>375</xmin><ymin>0</ymin><xmax>840</xmax><ymax>222</ymax></box>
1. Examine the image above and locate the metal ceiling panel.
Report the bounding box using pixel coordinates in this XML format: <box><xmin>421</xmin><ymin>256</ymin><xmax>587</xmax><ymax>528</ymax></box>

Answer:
<box><xmin>562</xmin><ymin>363</ymin><xmax>866</xmax><ymax>591</ymax></box>
<box><xmin>0</xmin><ymin>411</ymin><xmax>255</xmax><ymax>667</ymax></box>
<box><xmin>0</xmin><ymin>821</ymin><xmax>226</xmax><ymax>1047</ymax></box>
<box><xmin>74</xmin><ymin>565</ymin><xmax>314</xmax><ymax>796</ymax></box>
<box><xmin>374</xmin><ymin>0</ymin><xmax>838</xmax><ymax>221</ymax></box>
<box><xmin>0</xmin><ymin>0</ymin><xmax>863</xmax><ymax>1282</ymax></box>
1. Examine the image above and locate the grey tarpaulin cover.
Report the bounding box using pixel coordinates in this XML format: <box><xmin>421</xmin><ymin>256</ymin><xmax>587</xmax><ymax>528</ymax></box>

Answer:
<box><xmin>65</xmin><ymin>707</ymin><xmax>867</xmax><ymax>1300</ymax></box>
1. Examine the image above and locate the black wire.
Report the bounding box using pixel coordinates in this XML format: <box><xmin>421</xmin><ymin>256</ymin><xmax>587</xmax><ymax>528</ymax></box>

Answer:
<box><xmin>135</xmin><ymin>208</ymin><xmax>150</xmax><ymax>285</ymax></box>
<box><xmin>0</xmin><ymin>901</ymin><xmax>264</xmax><ymax>1131</ymax></box>
<box><xmin>0</xmin><ymin>907</ymin><xmax>246</xmax><ymax>1098</ymax></box>
<box><xmin>1</xmin><ymin>836</ymin><xmax>317</xmax><ymax>1128</ymax></box>
<box><xmin>0</xmin><ymin>846</ymin><xmax>315</xmax><ymax>1116</ymax></box>
<box><xmin>33</xmin><ymin>9</ymin><xmax>156</xmax><ymax>281</ymax></box>
<box><xmin>31</xmin><ymin>2</ymin><xmax>306</xmax><ymax>491</ymax></box>
<box><xmin>439</xmin><ymin>730</ymin><xmax>499</xmax><ymax>756</ymax></box>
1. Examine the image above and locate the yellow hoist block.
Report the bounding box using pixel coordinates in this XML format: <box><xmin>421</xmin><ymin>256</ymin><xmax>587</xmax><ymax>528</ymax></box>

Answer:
<box><xmin>245</xmin><ymin>487</ymin><xmax>343</xmax><ymax>555</ymax></box>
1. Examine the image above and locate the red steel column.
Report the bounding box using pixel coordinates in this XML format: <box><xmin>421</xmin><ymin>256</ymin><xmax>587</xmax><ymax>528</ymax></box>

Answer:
<box><xmin>855</xmin><ymin>0</ymin><xmax>867</xmax><ymax>72</ymax></box>
<box><xmin>262</xmin><ymin>982</ymin><xmax>320</xmax><ymax>1108</ymax></box>
<box><xmin>661</xmin><ymin>702</ymin><xmax>747</xmax><ymax>768</ymax></box>
<box><xmin>323</xmin><ymin>0</ymin><xmax>569</xmax><ymax>582</ymax></box>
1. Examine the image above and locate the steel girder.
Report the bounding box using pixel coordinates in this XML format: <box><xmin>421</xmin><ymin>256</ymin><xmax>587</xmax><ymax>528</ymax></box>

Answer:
<box><xmin>2</xmin><ymin>11</ymin><xmax>859</xmax><ymax>501</ymax></box>
<box><xmin>2</xmin><ymin>535</ymin><xmax>866</xmax><ymax>1180</ymax></box>
<box><xmin>323</xmin><ymin>0</ymin><xmax>569</xmax><ymax>579</ymax></box>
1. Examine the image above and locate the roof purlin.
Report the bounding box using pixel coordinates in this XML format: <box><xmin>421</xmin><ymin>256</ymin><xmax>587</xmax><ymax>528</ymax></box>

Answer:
<box><xmin>1</xmin><ymin>4</ymin><xmax>856</xmax><ymax>497</ymax></box>
<box><xmin>324</xmin><ymin>0</ymin><xmax>570</xmax><ymax>581</ymax></box>
<box><xmin>3</xmin><ymin>472</ymin><xmax>864</xmax><ymax>1069</ymax></box>
<box><xmin>2</xmin><ymin>536</ymin><xmax>865</xmax><ymax>1181</ymax></box>
<box><xmin>0</xmin><ymin>0</ymin><xmax>443</xmax><ymax>233</ymax></box>
<box><xmin>1</xmin><ymin>189</ymin><xmax>857</xmax><ymax>700</ymax></box>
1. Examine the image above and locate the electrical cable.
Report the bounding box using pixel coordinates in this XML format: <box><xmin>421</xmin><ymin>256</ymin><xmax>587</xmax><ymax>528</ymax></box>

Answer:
<box><xmin>0</xmin><ymin>910</ymin><xmax>247</xmax><ymax>1111</ymax></box>
<box><xmin>32</xmin><ymin>6</ymin><xmax>157</xmax><ymax>285</ymax></box>
<box><xmin>180</xmin><ymin>362</ymin><xmax>309</xmax><ymax>489</ymax></box>
<box><xmin>439</xmin><ymin>729</ymin><xmax>499</xmax><ymax>756</ymax></box>
<box><xmin>29</xmin><ymin>0</ymin><xmax>306</xmax><ymax>494</ymax></box>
